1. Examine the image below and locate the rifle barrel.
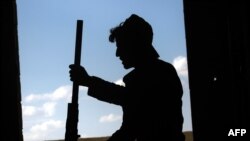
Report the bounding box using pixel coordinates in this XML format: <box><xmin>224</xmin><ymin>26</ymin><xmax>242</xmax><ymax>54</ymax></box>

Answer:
<box><xmin>65</xmin><ymin>20</ymin><xmax>83</xmax><ymax>141</ymax></box>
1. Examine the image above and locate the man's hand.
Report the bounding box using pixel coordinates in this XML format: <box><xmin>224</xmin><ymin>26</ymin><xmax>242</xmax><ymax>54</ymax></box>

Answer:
<box><xmin>69</xmin><ymin>64</ymin><xmax>91</xmax><ymax>86</ymax></box>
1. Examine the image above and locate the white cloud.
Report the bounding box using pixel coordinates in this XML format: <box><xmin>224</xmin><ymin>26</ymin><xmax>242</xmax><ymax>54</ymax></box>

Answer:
<box><xmin>24</xmin><ymin>85</ymin><xmax>87</xmax><ymax>103</ymax></box>
<box><xmin>25</xmin><ymin>94</ymin><xmax>46</xmax><ymax>102</ymax></box>
<box><xmin>80</xmin><ymin>134</ymin><xmax>88</xmax><ymax>138</ymax></box>
<box><xmin>42</xmin><ymin>102</ymin><xmax>57</xmax><ymax>117</ymax></box>
<box><xmin>172</xmin><ymin>56</ymin><xmax>190</xmax><ymax>97</ymax></box>
<box><xmin>22</xmin><ymin>106</ymin><xmax>37</xmax><ymax>117</ymax></box>
<box><xmin>99</xmin><ymin>113</ymin><xmax>122</xmax><ymax>123</ymax></box>
<box><xmin>22</xmin><ymin>102</ymin><xmax>56</xmax><ymax>118</ymax></box>
<box><xmin>30</xmin><ymin>120</ymin><xmax>63</xmax><ymax>132</ymax></box>
<box><xmin>173</xmin><ymin>56</ymin><xmax>188</xmax><ymax>77</ymax></box>
<box><xmin>24</xmin><ymin>85</ymin><xmax>72</xmax><ymax>102</ymax></box>
<box><xmin>114</xmin><ymin>79</ymin><xmax>125</xmax><ymax>86</ymax></box>
<box><xmin>22</xmin><ymin>85</ymin><xmax>89</xmax><ymax>140</ymax></box>
<box><xmin>50</xmin><ymin>85</ymin><xmax>72</xmax><ymax>101</ymax></box>
<box><xmin>24</xmin><ymin>120</ymin><xmax>64</xmax><ymax>141</ymax></box>
<box><xmin>172</xmin><ymin>57</ymin><xmax>192</xmax><ymax>132</ymax></box>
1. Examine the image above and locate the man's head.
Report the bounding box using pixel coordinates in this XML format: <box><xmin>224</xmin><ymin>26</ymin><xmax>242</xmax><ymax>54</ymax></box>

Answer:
<box><xmin>109</xmin><ymin>14</ymin><xmax>159</xmax><ymax>69</ymax></box>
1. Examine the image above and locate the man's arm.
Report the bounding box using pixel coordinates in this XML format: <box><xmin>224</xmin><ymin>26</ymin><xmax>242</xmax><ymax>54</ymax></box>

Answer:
<box><xmin>88</xmin><ymin>76</ymin><xmax>126</xmax><ymax>106</ymax></box>
<box><xmin>69</xmin><ymin>65</ymin><xmax>126</xmax><ymax>105</ymax></box>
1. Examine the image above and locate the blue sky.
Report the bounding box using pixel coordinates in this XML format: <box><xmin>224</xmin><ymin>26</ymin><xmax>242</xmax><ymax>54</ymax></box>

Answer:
<box><xmin>17</xmin><ymin>0</ymin><xmax>192</xmax><ymax>140</ymax></box>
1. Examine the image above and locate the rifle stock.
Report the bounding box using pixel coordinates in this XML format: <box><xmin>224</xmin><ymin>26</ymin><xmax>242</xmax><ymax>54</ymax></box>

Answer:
<box><xmin>65</xmin><ymin>20</ymin><xmax>83</xmax><ymax>141</ymax></box>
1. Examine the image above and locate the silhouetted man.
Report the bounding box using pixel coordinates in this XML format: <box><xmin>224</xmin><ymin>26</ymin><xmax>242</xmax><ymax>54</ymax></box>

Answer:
<box><xmin>69</xmin><ymin>14</ymin><xmax>185</xmax><ymax>141</ymax></box>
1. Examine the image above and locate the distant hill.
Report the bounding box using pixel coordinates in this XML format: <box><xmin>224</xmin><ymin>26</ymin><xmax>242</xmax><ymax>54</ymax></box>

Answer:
<box><xmin>183</xmin><ymin>131</ymin><xmax>193</xmax><ymax>141</ymax></box>
<box><xmin>78</xmin><ymin>136</ymin><xmax>109</xmax><ymax>141</ymax></box>
<box><xmin>51</xmin><ymin>131</ymin><xmax>193</xmax><ymax>141</ymax></box>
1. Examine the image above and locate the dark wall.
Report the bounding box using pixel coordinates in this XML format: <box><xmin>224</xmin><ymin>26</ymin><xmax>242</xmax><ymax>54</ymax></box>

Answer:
<box><xmin>0</xmin><ymin>0</ymin><xmax>23</xmax><ymax>140</ymax></box>
<box><xmin>184</xmin><ymin>0</ymin><xmax>249</xmax><ymax>141</ymax></box>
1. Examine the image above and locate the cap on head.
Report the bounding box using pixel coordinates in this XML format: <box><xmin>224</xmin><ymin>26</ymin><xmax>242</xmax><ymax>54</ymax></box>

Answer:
<box><xmin>123</xmin><ymin>14</ymin><xmax>153</xmax><ymax>44</ymax></box>
<box><xmin>109</xmin><ymin>14</ymin><xmax>159</xmax><ymax>59</ymax></box>
<box><xmin>109</xmin><ymin>14</ymin><xmax>152</xmax><ymax>44</ymax></box>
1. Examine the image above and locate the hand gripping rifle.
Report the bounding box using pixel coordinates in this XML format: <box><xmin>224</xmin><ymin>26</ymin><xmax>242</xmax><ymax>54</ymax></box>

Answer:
<box><xmin>65</xmin><ymin>20</ymin><xmax>83</xmax><ymax>141</ymax></box>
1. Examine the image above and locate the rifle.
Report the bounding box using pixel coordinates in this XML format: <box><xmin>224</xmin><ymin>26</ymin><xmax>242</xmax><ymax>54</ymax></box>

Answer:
<box><xmin>65</xmin><ymin>20</ymin><xmax>83</xmax><ymax>141</ymax></box>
